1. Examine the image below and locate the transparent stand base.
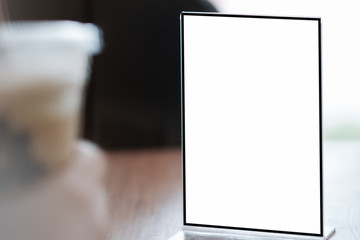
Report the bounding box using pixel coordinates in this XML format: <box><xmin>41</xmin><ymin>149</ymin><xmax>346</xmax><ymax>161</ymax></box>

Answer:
<box><xmin>169</xmin><ymin>226</ymin><xmax>335</xmax><ymax>240</ymax></box>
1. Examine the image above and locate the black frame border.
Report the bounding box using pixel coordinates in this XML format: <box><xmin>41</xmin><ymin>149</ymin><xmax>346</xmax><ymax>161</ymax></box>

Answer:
<box><xmin>180</xmin><ymin>12</ymin><xmax>323</xmax><ymax>237</ymax></box>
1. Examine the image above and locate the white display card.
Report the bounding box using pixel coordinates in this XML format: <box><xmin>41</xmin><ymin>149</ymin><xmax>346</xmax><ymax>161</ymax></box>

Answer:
<box><xmin>182</xmin><ymin>13</ymin><xmax>322</xmax><ymax>237</ymax></box>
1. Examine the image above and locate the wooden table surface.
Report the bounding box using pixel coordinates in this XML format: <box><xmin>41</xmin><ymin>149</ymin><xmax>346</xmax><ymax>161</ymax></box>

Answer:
<box><xmin>105</xmin><ymin>141</ymin><xmax>360</xmax><ymax>240</ymax></box>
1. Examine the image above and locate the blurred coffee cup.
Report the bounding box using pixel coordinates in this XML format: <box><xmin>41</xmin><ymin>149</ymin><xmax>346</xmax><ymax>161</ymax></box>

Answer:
<box><xmin>0</xmin><ymin>21</ymin><xmax>102</xmax><ymax>171</ymax></box>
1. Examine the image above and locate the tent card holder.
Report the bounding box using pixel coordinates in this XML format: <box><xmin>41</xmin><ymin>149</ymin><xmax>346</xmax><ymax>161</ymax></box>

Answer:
<box><xmin>170</xmin><ymin>226</ymin><xmax>335</xmax><ymax>240</ymax></box>
<box><xmin>171</xmin><ymin>12</ymin><xmax>336</xmax><ymax>240</ymax></box>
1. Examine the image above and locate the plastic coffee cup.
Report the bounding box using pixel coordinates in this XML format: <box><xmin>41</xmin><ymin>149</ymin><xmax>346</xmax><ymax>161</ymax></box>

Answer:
<box><xmin>0</xmin><ymin>21</ymin><xmax>102</xmax><ymax>172</ymax></box>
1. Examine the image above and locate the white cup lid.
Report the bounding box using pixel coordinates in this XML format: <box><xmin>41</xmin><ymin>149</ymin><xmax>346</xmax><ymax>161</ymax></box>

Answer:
<box><xmin>0</xmin><ymin>21</ymin><xmax>102</xmax><ymax>55</ymax></box>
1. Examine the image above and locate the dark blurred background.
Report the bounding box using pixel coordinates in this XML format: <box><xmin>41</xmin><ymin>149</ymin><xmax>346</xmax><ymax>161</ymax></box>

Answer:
<box><xmin>6</xmin><ymin>0</ymin><xmax>360</xmax><ymax>149</ymax></box>
<box><xmin>6</xmin><ymin>0</ymin><xmax>217</xmax><ymax>149</ymax></box>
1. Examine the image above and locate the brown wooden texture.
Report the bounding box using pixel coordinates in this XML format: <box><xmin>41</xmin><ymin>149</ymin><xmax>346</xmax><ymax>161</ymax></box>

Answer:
<box><xmin>106</xmin><ymin>149</ymin><xmax>182</xmax><ymax>240</ymax></box>
<box><xmin>106</xmin><ymin>141</ymin><xmax>360</xmax><ymax>240</ymax></box>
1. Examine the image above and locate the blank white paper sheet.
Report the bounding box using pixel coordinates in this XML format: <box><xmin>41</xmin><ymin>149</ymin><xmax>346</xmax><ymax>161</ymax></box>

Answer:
<box><xmin>182</xmin><ymin>13</ymin><xmax>322</xmax><ymax>236</ymax></box>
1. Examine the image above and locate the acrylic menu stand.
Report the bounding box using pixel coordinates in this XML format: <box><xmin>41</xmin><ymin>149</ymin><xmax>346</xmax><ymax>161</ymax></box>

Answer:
<box><xmin>173</xmin><ymin>12</ymin><xmax>336</xmax><ymax>240</ymax></box>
